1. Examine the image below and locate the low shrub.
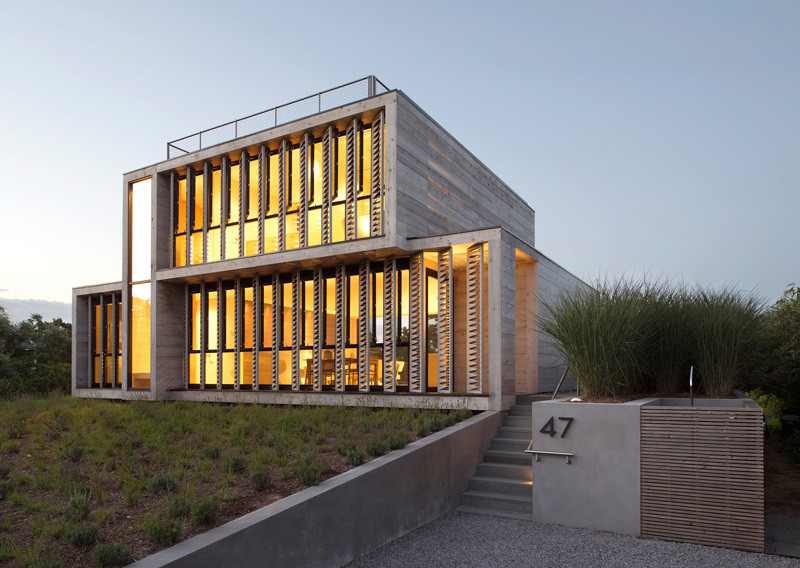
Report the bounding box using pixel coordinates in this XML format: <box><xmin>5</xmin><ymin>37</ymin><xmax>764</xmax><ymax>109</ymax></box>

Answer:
<box><xmin>337</xmin><ymin>440</ymin><xmax>356</xmax><ymax>456</ymax></box>
<box><xmin>345</xmin><ymin>449</ymin><xmax>365</xmax><ymax>466</ymax></box>
<box><xmin>66</xmin><ymin>485</ymin><xmax>91</xmax><ymax>521</ymax></box>
<box><xmin>0</xmin><ymin>479</ymin><xmax>15</xmax><ymax>500</ymax></box>
<box><xmin>148</xmin><ymin>472</ymin><xmax>178</xmax><ymax>494</ymax></box>
<box><xmin>201</xmin><ymin>445</ymin><xmax>220</xmax><ymax>460</ymax></box>
<box><xmin>63</xmin><ymin>522</ymin><xmax>99</xmax><ymax>547</ymax></box>
<box><xmin>68</xmin><ymin>446</ymin><xmax>85</xmax><ymax>462</ymax></box>
<box><xmin>388</xmin><ymin>431</ymin><xmax>411</xmax><ymax>450</ymax></box>
<box><xmin>783</xmin><ymin>432</ymin><xmax>800</xmax><ymax>465</ymax></box>
<box><xmin>28</xmin><ymin>558</ymin><xmax>63</xmax><ymax>568</ymax></box>
<box><xmin>223</xmin><ymin>455</ymin><xmax>245</xmax><ymax>475</ymax></box>
<box><xmin>249</xmin><ymin>470</ymin><xmax>271</xmax><ymax>492</ymax></box>
<box><xmin>366</xmin><ymin>439</ymin><xmax>389</xmax><ymax>457</ymax></box>
<box><xmin>192</xmin><ymin>498</ymin><xmax>219</xmax><ymax>526</ymax></box>
<box><xmin>0</xmin><ymin>463</ymin><xmax>11</xmax><ymax>479</ymax></box>
<box><xmin>91</xmin><ymin>543</ymin><xmax>132</xmax><ymax>567</ymax></box>
<box><xmin>167</xmin><ymin>495</ymin><xmax>191</xmax><ymax>519</ymax></box>
<box><xmin>143</xmin><ymin>518</ymin><xmax>181</xmax><ymax>546</ymax></box>
<box><xmin>1</xmin><ymin>440</ymin><xmax>20</xmax><ymax>454</ymax></box>
<box><xmin>297</xmin><ymin>457</ymin><xmax>330</xmax><ymax>486</ymax></box>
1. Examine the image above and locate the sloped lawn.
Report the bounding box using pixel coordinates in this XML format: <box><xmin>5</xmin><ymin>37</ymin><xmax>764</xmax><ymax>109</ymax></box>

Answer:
<box><xmin>0</xmin><ymin>395</ymin><xmax>471</xmax><ymax>567</ymax></box>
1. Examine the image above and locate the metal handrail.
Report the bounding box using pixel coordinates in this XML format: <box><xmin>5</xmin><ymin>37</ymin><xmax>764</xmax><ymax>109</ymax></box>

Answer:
<box><xmin>166</xmin><ymin>75</ymin><xmax>390</xmax><ymax>159</ymax></box>
<box><xmin>524</xmin><ymin>440</ymin><xmax>573</xmax><ymax>464</ymax></box>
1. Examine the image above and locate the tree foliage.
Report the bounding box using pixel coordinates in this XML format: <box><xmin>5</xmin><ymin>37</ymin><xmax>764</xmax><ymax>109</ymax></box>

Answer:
<box><xmin>0</xmin><ymin>306</ymin><xmax>71</xmax><ymax>398</ymax></box>
<box><xmin>760</xmin><ymin>284</ymin><xmax>800</xmax><ymax>406</ymax></box>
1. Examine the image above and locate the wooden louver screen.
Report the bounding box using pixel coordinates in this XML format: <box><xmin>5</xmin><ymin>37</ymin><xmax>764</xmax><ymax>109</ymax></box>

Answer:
<box><xmin>291</xmin><ymin>270</ymin><xmax>301</xmax><ymax>390</ymax></box>
<box><xmin>345</xmin><ymin>119</ymin><xmax>358</xmax><ymax>241</ymax></box>
<box><xmin>358</xmin><ymin>260</ymin><xmax>370</xmax><ymax>392</ymax></box>
<box><xmin>437</xmin><ymin>248</ymin><xmax>453</xmax><ymax>393</ymax></box>
<box><xmin>271</xmin><ymin>273</ymin><xmax>280</xmax><ymax>390</ymax></box>
<box><xmin>335</xmin><ymin>263</ymin><xmax>346</xmax><ymax>392</ymax></box>
<box><xmin>383</xmin><ymin>257</ymin><xmax>397</xmax><ymax>392</ymax></box>
<box><xmin>408</xmin><ymin>253</ymin><xmax>424</xmax><ymax>393</ymax></box>
<box><xmin>466</xmin><ymin>244</ymin><xmax>484</xmax><ymax>394</ymax></box>
<box><xmin>313</xmin><ymin>267</ymin><xmax>323</xmax><ymax>391</ymax></box>
<box><xmin>370</xmin><ymin>112</ymin><xmax>384</xmax><ymax>236</ymax></box>
<box><xmin>640</xmin><ymin>407</ymin><xmax>764</xmax><ymax>552</ymax></box>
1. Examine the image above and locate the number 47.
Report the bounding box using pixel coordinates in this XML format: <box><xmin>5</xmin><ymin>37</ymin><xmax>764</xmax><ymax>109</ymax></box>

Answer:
<box><xmin>539</xmin><ymin>416</ymin><xmax>574</xmax><ymax>438</ymax></box>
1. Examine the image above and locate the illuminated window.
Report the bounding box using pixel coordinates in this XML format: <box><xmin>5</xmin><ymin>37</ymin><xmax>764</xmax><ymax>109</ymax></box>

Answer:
<box><xmin>90</xmin><ymin>294</ymin><xmax>121</xmax><ymax>388</ymax></box>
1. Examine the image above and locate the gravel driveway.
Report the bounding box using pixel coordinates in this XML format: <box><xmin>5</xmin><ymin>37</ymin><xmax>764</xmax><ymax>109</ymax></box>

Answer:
<box><xmin>348</xmin><ymin>511</ymin><xmax>800</xmax><ymax>568</ymax></box>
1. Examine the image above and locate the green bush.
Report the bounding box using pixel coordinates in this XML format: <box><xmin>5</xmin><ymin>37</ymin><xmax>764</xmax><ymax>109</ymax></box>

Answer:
<box><xmin>0</xmin><ymin>479</ymin><xmax>15</xmax><ymax>500</ymax></box>
<box><xmin>148</xmin><ymin>472</ymin><xmax>178</xmax><ymax>494</ymax></box>
<box><xmin>223</xmin><ymin>455</ymin><xmax>246</xmax><ymax>475</ymax></box>
<box><xmin>0</xmin><ymin>462</ymin><xmax>10</xmax><ymax>479</ymax></box>
<box><xmin>63</xmin><ymin>522</ymin><xmax>99</xmax><ymax>546</ymax></box>
<box><xmin>68</xmin><ymin>446</ymin><xmax>85</xmax><ymax>462</ymax></box>
<box><xmin>201</xmin><ymin>445</ymin><xmax>220</xmax><ymax>460</ymax></box>
<box><xmin>746</xmin><ymin>389</ymin><xmax>787</xmax><ymax>434</ymax></box>
<box><xmin>760</xmin><ymin>284</ymin><xmax>800</xmax><ymax>406</ymax></box>
<box><xmin>249</xmin><ymin>470</ymin><xmax>271</xmax><ymax>492</ymax></box>
<box><xmin>783</xmin><ymin>432</ymin><xmax>800</xmax><ymax>465</ymax></box>
<box><xmin>166</xmin><ymin>495</ymin><xmax>191</xmax><ymax>519</ymax></box>
<box><xmin>366</xmin><ymin>439</ymin><xmax>389</xmax><ymax>457</ymax></box>
<box><xmin>28</xmin><ymin>558</ymin><xmax>63</xmax><ymax>568</ymax></box>
<box><xmin>192</xmin><ymin>498</ymin><xmax>219</xmax><ymax>526</ymax></box>
<box><xmin>143</xmin><ymin>517</ymin><xmax>181</xmax><ymax>546</ymax></box>
<box><xmin>297</xmin><ymin>457</ymin><xmax>330</xmax><ymax>486</ymax></box>
<box><xmin>66</xmin><ymin>485</ymin><xmax>91</xmax><ymax>521</ymax></box>
<box><xmin>2</xmin><ymin>440</ymin><xmax>20</xmax><ymax>454</ymax></box>
<box><xmin>345</xmin><ymin>449</ymin><xmax>365</xmax><ymax>466</ymax></box>
<box><xmin>91</xmin><ymin>543</ymin><xmax>132</xmax><ymax>567</ymax></box>
<box><xmin>388</xmin><ymin>431</ymin><xmax>411</xmax><ymax>450</ymax></box>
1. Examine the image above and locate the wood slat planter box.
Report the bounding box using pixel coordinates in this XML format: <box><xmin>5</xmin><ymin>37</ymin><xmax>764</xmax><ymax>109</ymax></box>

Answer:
<box><xmin>640</xmin><ymin>401</ymin><xmax>764</xmax><ymax>552</ymax></box>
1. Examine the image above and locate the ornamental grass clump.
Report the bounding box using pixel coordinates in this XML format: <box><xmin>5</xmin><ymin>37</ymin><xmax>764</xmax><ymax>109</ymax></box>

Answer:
<box><xmin>686</xmin><ymin>288</ymin><xmax>764</xmax><ymax>397</ymax></box>
<box><xmin>541</xmin><ymin>278</ymin><xmax>653</xmax><ymax>398</ymax></box>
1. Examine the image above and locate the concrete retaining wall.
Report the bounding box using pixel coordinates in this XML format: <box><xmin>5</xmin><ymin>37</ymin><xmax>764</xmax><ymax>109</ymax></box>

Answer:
<box><xmin>129</xmin><ymin>410</ymin><xmax>502</xmax><ymax>568</ymax></box>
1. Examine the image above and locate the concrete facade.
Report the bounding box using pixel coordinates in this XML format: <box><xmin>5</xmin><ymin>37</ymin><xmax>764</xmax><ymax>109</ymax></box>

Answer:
<box><xmin>72</xmin><ymin>79</ymin><xmax>587</xmax><ymax>411</ymax></box>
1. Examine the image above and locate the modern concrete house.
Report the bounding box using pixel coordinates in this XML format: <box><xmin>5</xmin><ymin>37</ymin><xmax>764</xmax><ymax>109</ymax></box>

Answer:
<box><xmin>72</xmin><ymin>76</ymin><xmax>584</xmax><ymax>411</ymax></box>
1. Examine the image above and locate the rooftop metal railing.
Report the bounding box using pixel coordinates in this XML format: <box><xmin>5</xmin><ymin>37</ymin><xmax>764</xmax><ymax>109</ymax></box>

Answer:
<box><xmin>166</xmin><ymin>75</ymin><xmax>390</xmax><ymax>159</ymax></box>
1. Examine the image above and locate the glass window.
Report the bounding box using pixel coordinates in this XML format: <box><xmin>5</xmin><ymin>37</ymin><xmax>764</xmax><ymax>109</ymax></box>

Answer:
<box><xmin>130</xmin><ymin>178</ymin><xmax>151</xmax><ymax>282</ymax></box>
<box><xmin>130</xmin><ymin>283</ymin><xmax>151</xmax><ymax>388</ymax></box>
<box><xmin>325</xmin><ymin>277</ymin><xmax>336</xmax><ymax>346</ymax></box>
<box><xmin>426</xmin><ymin>273</ymin><xmax>438</xmax><ymax>390</ymax></box>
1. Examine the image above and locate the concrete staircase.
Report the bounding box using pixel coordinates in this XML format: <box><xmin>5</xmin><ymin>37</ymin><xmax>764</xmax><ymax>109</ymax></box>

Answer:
<box><xmin>457</xmin><ymin>396</ymin><xmax>537</xmax><ymax>519</ymax></box>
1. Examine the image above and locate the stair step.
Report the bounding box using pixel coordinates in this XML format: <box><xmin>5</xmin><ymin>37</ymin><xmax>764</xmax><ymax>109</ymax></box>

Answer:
<box><xmin>483</xmin><ymin>449</ymin><xmax>533</xmax><ymax>466</ymax></box>
<box><xmin>491</xmin><ymin>437</ymin><xmax>530</xmax><ymax>451</ymax></box>
<box><xmin>510</xmin><ymin>404</ymin><xmax>533</xmax><ymax>416</ymax></box>
<box><xmin>468</xmin><ymin>476</ymin><xmax>532</xmax><ymax>498</ymax></box>
<box><xmin>498</xmin><ymin>426</ymin><xmax>532</xmax><ymax>439</ymax></box>
<box><xmin>503</xmin><ymin>415</ymin><xmax>532</xmax><ymax>428</ymax></box>
<box><xmin>456</xmin><ymin>505</ymin><xmax>534</xmax><ymax>521</ymax></box>
<box><xmin>460</xmin><ymin>490</ymin><xmax>532</xmax><ymax>514</ymax></box>
<box><xmin>476</xmin><ymin>461</ymin><xmax>532</xmax><ymax>481</ymax></box>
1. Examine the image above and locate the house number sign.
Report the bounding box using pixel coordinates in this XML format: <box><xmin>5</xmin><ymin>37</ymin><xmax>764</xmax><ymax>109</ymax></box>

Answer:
<box><xmin>539</xmin><ymin>416</ymin><xmax>574</xmax><ymax>438</ymax></box>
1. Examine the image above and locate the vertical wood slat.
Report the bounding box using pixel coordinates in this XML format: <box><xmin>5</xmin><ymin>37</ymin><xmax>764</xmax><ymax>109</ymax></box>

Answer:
<box><xmin>322</xmin><ymin>126</ymin><xmax>333</xmax><ymax>245</ymax></box>
<box><xmin>370</xmin><ymin>111</ymin><xmax>384</xmax><ymax>236</ymax></box>
<box><xmin>169</xmin><ymin>172</ymin><xmax>176</xmax><ymax>267</ymax></box>
<box><xmin>640</xmin><ymin>407</ymin><xmax>764</xmax><ymax>552</ymax></box>
<box><xmin>239</xmin><ymin>151</ymin><xmax>247</xmax><ymax>258</ymax></box>
<box><xmin>313</xmin><ymin>267</ymin><xmax>323</xmax><ymax>391</ymax></box>
<box><xmin>99</xmin><ymin>295</ymin><xmax>105</xmax><ymax>386</ymax></box>
<box><xmin>291</xmin><ymin>271</ymin><xmax>301</xmax><ymax>391</ymax></box>
<box><xmin>112</xmin><ymin>292</ymin><xmax>119</xmax><ymax>387</ymax></box>
<box><xmin>271</xmin><ymin>273</ymin><xmax>280</xmax><ymax>390</ymax></box>
<box><xmin>383</xmin><ymin>257</ymin><xmax>396</xmax><ymax>392</ymax></box>
<box><xmin>345</xmin><ymin>119</ymin><xmax>358</xmax><ymax>241</ymax></box>
<box><xmin>202</xmin><ymin>163</ymin><xmax>210</xmax><ymax>263</ymax></box>
<box><xmin>335</xmin><ymin>263</ymin><xmax>345</xmax><ymax>391</ymax></box>
<box><xmin>200</xmin><ymin>281</ymin><xmax>206</xmax><ymax>388</ymax></box>
<box><xmin>216</xmin><ymin>280</ymin><xmax>223</xmax><ymax>390</ymax></box>
<box><xmin>185</xmin><ymin>166</ymin><xmax>193</xmax><ymax>265</ymax></box>
<box><xmin>221</xmin><ymin>156</ymin><xmax>229</xmax><ymax>260</ymax></box>
<box><xmin>258</xmin><ymin>146</ymin><xmax>266</xmax><ymax>256</ymax></box>
<box><xmin>184</xmin><ymin>284</ymin><xmax>189</xmax><ymax>389</ymax></box>
<box><xmin>298</xmin><ymin>134</ymin><xmax>309</xmax><ymax>248</ymax></box>
<box><xmin>252</xmin><ymin>275</ymin><xmax>260</xmax><ymax>389</ymax></box>
<box><xmin>278</xmin><ymin>140</ymin><xmax>287</xmax><ymax>251</ymax></box>
<box><xmin>358</xmin><ymin>260</ymin><xmax>370</xmax><ymax>392</ymax></box>
<box><xmin>437</xmin><ymin>248</ymin><xmax>453</xmax><ymax>393</ymax></box>
<box><xmin>87</xmin><ymin>296</ymin><xmax>92</xmax><ymax>387</ymax></box>
<box><xmin>408</xmin><ymin>253</ymin><xmax>423</xmax><ymax>393</ymax></box>
<box><xmin>234</xmin><ymin>277</ymin><xmax>241</xmax><ymax>389</ymax></box>
<box><xmin>466</xmin><ymin>244</ymin><xmax>484</xmax><ymax>394</ymax></box>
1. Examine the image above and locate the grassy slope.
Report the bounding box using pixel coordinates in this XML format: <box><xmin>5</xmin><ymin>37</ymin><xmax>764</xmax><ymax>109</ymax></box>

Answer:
<box><xmin>0</xmin><ymin>395</ymin><xmax>471</xmax><ymax>567</ymax></box>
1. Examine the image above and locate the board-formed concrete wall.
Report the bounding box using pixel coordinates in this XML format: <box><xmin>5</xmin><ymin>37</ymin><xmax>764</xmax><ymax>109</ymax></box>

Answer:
<box><xmin>128</xmin><ymin>410</ymin><xmax>502</xmax><ymax>568</ymax></box>
<box><xmin>530</xmin><ymin>399</ymin><xmax>647</xmax><ymax>535</ymax></box>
